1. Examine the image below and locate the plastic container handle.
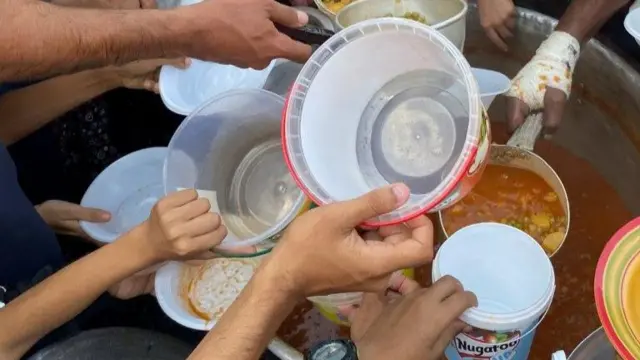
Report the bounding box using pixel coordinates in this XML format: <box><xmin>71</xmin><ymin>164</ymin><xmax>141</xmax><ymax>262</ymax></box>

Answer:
<box><xmin>506</xmin><ymin>113</ymin><xmax>544</xmax><ymax>151</ymax></box>
<box><xmin>268</xmin><ymin>337</ymin><xmax>304</xmax><ymax>360</ymax></box>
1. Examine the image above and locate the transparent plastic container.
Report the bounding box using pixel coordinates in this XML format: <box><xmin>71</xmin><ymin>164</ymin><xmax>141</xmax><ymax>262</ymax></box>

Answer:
<box><xmin>282</xmin><ymin>18</ymin><xmax>483</xmax><ymax>227</ymax></box>
<box><xmin>164</xmin><ymin>89</ymin><xmax>310</xmax><ymax>256</ymax></box>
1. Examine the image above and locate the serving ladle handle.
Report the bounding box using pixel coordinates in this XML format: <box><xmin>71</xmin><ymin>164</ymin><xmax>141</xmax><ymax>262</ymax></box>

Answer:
<box><xmin>275</xmin><ymin>24</ymin><xmax>335</xmax><ymax>46</ymax></box>
<box><xmin>506</xmin><ymin>113</ymin><xmax>544</xmax><ymax>151</ymax></box>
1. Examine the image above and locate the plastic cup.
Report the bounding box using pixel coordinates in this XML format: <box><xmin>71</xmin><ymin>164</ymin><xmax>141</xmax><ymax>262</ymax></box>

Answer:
<box><xmin>164</xmin><ymin>89</ymin><xmax>311</xmax><ymax>256</ymax></box>
<box><xmin>471</xmin><ymin>68</ymin><xmax>511</xmax><ymax>109</ymax></box>
<box><xmin>159</xmin><ymin>59</ymin><xmax>276</xmax><ymax>116</ymax></box>
<box><xmin>308</xmin><ymin>292</ymin><xmax>363</xmax><ymax>326</ymax></box>
<box><xmin>432</xmin><ymin>222</ymin><xmax>555</xmax><ymax>360</ymax></box>
<box><xmin>282</xmin><ymin>18</ymin><xmax>489</xmax><ymax>227</ymax></box>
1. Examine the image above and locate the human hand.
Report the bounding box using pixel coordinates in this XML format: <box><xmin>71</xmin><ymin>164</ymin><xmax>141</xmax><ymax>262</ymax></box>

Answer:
<box><xmin>506</xmin><ymin>31</ymin><xmax>580</xmax><ymax>136</ymax></box>
<box><xmin>176</xmin><ymin>0</ymin><xmax>312</xmax><ymax>68</ymax></box>
<box><xmin>52</xmin><ymin>0</ymin><xmax>157</xmax><ymax>9</ymax></box>
<box><xmin>260</xmin><ymin>183</ymin><xmax>434</xmax><ymax>298</ymax></box>
<box><xmin>477</xmin><ymin>0</ymin><xmax>515</xmax><ymax>51</ymax></box>
<box><xmin>36</xmin><ymin>200</ymin><xmax>111</xmax><ymax>241</ymax></box>
<box><xmin>108</xmin><ymin>265</ymin><xmax>158</xmax><ymax>300</ymax></box>
<box><xmin>106</xmin><ymin>58</ymin><xmax>190</xmax><ymax>93</ymax></box>
<box><xmin>140</xmin><ymin>189</ymin><xmax>228</xmax><ymax>263</ymax></box>
<box><xmin>342</xmin><ymin>276</ymin><xmax>477</xmax><ymax>360</ymax></box>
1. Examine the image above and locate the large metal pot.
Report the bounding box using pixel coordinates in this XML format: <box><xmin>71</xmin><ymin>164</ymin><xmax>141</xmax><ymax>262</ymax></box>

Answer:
<box><xmin>552</xmin><ymin>327</ymin><xmax>617</xmax><ymax>360</ymax></box>
<box><xmin>335</xmin><ymin>0</ymin><xmax>467</xmax><ymax>49</ymax></box>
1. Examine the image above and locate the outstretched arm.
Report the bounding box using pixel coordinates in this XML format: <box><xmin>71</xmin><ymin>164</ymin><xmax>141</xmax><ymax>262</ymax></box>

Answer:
<box><xmin>0</xmin><ymin>0</ymin><xmax>182</xmax><ymax>82</ymax></box>
<box><xmin>556</xmin><ymin>0</ymin><xmax>630</xmax><ymax>42</ymax></box>
<box><xmin>0</xmin><ymin>70</ymin><xmax>118</xmax><ymax>145</ymax></box>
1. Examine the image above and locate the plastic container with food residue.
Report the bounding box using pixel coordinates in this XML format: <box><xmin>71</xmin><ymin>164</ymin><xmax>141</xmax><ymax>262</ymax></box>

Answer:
<box><xmin>282</xmin><ymin>18</ymin><xmax>490</xmax><ymax>228</ymax></box>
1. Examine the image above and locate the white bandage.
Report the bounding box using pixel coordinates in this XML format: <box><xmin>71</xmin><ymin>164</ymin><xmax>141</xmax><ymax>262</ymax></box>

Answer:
<box><xmin>506</xmin><ymin>31</ymin><xmax>580</xmax><ymax>110</ymax></box>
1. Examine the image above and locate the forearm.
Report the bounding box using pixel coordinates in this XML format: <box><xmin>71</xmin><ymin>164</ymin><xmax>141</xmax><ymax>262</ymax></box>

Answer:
<box><xmin>556</xmin><ymin>0</ymin><xmax>630</xmax><ymax>42</ymax></box>
<box><xmin>0</xmin><ymin>69</ymin><xmax>120</xmax><ymax>145</ymax></box>
<box><xmin>188</xmin><ymin>268</ymin><xmax>297</xmax><ymax>360</ymax></box>
<box><xmin>0</xmin><ymin>226</ymin><xmax>155</xmax><ymax>360</ymax></box>
<box><xmin>0</xmin><ymin>0</ymin><xmax>186</xmax><ymax>82</ymax></box>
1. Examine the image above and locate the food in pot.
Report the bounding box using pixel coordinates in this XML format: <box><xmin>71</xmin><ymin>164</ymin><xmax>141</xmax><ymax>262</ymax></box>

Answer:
<box><xmin>441</xmin><ymin>164</ymin><xmax>567</xmax><ymax>255</ymax></box>
<box><xmin>381</xmin><ymin>11</ymin><xmax>428</xmax><ymax>24</ymax></box>
<box><xmin>320</xmin><ymin>0</ymin><xmax>354</xmax><ymax>14</ymax></box>
<box><xmin>182</xmin><ymin>258</ymin><xmax>259</xmax><ymax>321</ymax></box>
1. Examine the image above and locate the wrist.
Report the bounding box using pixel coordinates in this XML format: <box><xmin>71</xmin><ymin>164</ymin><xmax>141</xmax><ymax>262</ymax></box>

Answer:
<box><xmin>118</xmin><ymin>223</ymin><xmax>164</xmax><ymax>267</ymax></box>
<box><xmin>251</xmin><ymin>261</ymin><xmax>302</xmax><ymax>305</ymax></box>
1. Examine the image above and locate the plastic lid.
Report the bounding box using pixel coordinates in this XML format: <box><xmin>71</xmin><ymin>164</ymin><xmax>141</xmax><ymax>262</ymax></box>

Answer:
<box><xmin>159</xmin><ymin>59</ymin><xmax>276</xmax><ymax>116</ymax></box>
<box><xmin>432</xmin><ymin>223</ymin><xmax>555</xmax><ymax>331</ymax></box>
<box><xmin>625</xmin><ymin>8</ymin><xmax>640</xmax><ymax>42</ymax></box>
<box><xmin>282</xmin><ymin>18</ymin><xmax>480</xmax><ymax>226</ymax></box>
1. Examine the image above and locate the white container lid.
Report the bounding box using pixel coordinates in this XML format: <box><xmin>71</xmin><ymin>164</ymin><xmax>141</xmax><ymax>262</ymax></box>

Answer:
<box><xmin>159</xmin><ymin>59</ymin><xmax>276</xmax><ymax>116</ymax></box>
<box><xmin>625</xmin><ymin>8</ymin><xmax>640</xmax><ymax>43</ymax></box>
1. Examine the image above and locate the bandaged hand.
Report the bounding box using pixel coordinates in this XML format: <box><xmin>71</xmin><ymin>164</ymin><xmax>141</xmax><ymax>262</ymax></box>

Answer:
<box><xmin>506</xmin><ymin>31</ymin><xmax>580</xmax><ymax>136</ymax></box>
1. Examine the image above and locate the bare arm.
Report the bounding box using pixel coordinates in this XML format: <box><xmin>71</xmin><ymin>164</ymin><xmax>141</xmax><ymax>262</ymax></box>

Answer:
<box><xmin>556</xmin><ymin>0</ymin><xmax>630</xmax><ymax>42</ymax></box>
<box><xmin>0</xmin><ymin>226</ymin><xmax>155</xmax><ymax>360</ymax></box>
<box><xmin>0</xmin><ymin>69</ymin><xmax>120</xmax><ymax>145</ymax></box>
<box><xmin>188</xmin><ymin>267</ymin><xmax>297</xmax><ymax>360</ymax></box>
<box><xmin>0</xmin><ymin>0</ymin><xmax>184</xmax><ymax>82</ymax></box>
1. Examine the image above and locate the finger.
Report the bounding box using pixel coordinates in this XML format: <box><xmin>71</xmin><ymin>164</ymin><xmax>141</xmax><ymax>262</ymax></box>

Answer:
<box><xmin>273</xmin><ymin>33</ymin><xmax>313</xmax><ymax>64</ymax></box>
<box><xmin>269</xmin><ymin>2</ymin><xmax>308</xmax><ymax>28</ymax></box>
<box><xmin>140</xmin><ymin>0</ymin><xmax>157</xmax><ymax>8</ymax></box>
<box><xmin>440</xmin><ymin>290</ymin><xmax>478</xmax><ymax>323</ymax></box>
<box><xmin>432</xmin><ymin>320</ymin><xmax>468</xmax><ymax>355</ymax></box>
<box><xmin>505</xmin><ymin>13</ymin><xmax>516</xmax><ymax>29</ymax></box>
<box><xmin>214</xmin><ymin>244</ymin><xmax>258</xmax><ymax>256</ymax></box>
<box><xmin>342</xmin><ymin>292</ymin><xmax>386</xmax><ymax>336</ymax></box>
<box><xmin>332</xmin><ymin>183</ymin><xmax>410</xmax><ymax>227</ymax></box>
<box><xmin>496</xmin><ymin>24</ymin><xmax>513</xmax><ymax>41</ymax></box>
<box><xmin>506</xmin><ymin>97</ymin><xmax>529</xmax><ymax>134</ymax></box>
<box><xmin>67</xmin><ymin>205</ymin><xmax>111</xmax><ymax>223</ymax></box>
<box><xmin>184</xmin><ymin>212</ymin><xmax>222</xmax><ymax>237</ymax></box>
<box><xmin>430</xmin><ymin>275</ymin><xmax>464</xmax><ymax>301</ymax></box>
<box><xmin>485</xmin><ymin>28</ymin><xmax>508</xmax><ymax>52</ymax></box>
<box><xmin>388</xmin><ymin>273</ymin><xmax>421</xmax><ymax>295</ymax></box>
<box><xmin>542</xmin><ymin>87</ymin><xmax>567</xmax><ymax>137</ymax></box>
<box><xmin>161</xmin><ymin>188</ymin><xmax>199</xmax><ymax>208</ymax></box>
<box><xmin>189</xmin><ymin>225</ymin><xmax>228</xmax><ymax>252</ymax></box>
<box><xmin>178</xmin><ymin>197</ymin><xmax>211</xmax><ymax>221</ymax></box>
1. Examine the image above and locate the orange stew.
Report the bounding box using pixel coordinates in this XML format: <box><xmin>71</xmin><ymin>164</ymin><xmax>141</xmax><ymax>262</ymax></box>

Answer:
<box><xmin>441</xmin><ymin>164</ymin><xmax>567</xmax><ymax>255</ymax></box>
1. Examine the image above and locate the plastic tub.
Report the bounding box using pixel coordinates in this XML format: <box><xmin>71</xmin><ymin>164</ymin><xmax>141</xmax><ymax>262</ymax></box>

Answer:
<box><xmin>471</xmin><ymin>67</ymin><xmax>511</xmax><ymax>109</ymax></box>
<box><xmin>164</xmin><ymin>89</ymin><xmax>311</xmax><ymax>256</ymax></box>
<box><xmin>282</xmin><ymin>18</ymin><xmax>489</xmax><ymax>227</ymax></box>
<box><xmin>159</xmin><ymin>59</ymin><xmax>275</xmax><ymax>116</ymax></box>
<box><xmin>432</xmin><ymin>223</ymin><xmax>555</xmax><ymax>360</ymax></box>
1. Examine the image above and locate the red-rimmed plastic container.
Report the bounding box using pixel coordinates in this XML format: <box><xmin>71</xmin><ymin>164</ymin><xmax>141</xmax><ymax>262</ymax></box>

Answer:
<box><xmin>282</xmin><ymin>18</ymin><xmax>490</xmax><ymax>226</ymax></box>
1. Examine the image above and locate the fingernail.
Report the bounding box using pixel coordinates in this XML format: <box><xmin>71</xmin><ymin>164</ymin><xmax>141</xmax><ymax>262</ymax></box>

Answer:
<box><xmin>297</xmin><ymin>10</ymin><xmax>309</xmax><ymax>26</ymax></box>
<box><xmin>391</xmin><ymin>183</ymin><xmax>409</xmax><ymax>206</ymax></box>
<box><xmin>100</xmin><ymin>212</ymin><xmax>111</xmax><ymax>221</ymax></box>
<box><xmin>464</xmin><ymin>325</ymin><xmax>473</xmax><ymax>333</ymax></box>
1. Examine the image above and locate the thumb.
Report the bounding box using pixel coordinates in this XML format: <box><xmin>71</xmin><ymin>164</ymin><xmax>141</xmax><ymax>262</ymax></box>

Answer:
<box><xmin>542</xmin><ymin>87</ymin><xmax>567</xmax><ymax>137</ymax></box>
<box><xmin>66</xmin><ymin>205</ymin><xmax>111</xmax><ymax>223</ymax></box>
<box><xmin>505</xmin><ymin>96</ymin><xmax>529</xmax><ymax>135</ymax></box>
<box><xmin>333</xmin><ymin>183</ymin><xmax>410</xmax><ymax>227</ymax></box>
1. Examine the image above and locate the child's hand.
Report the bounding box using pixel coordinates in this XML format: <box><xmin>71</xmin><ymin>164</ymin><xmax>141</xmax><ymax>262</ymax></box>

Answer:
<box><xmin>141</xmin><ymin>189</ymin><xmax>228</xmax><ymax>262</ymax></box>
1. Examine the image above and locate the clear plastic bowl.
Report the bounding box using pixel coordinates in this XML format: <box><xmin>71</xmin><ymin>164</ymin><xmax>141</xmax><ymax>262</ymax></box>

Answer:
<box><xmin>164</xmin><ymin>89</ymin><xmax>307</xmax><ymax>256</ymax></box>
<box><xmin>282</xmin><ymin>18</ymin><xmax>480</xmax><ymax>226</ymax></box>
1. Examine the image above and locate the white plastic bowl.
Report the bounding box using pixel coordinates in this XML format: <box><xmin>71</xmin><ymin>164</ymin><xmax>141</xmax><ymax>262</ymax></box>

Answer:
<box><xmin>471</xmin><ymin>67</ymin><xmax>511</xmax><ymax>109</ymax></box>
<box><xmin>159</xmin><ymin>59</ymin><xmax>276</xmax><ymax>116</ymax></box>
<box><xmin>80</xmin><ymin>147</ymin><xmax>167</xmax><ymax>243</ymax></box>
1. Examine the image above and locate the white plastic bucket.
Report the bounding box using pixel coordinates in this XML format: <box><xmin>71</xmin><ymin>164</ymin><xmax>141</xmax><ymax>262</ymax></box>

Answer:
<box><xmin>432</xmin><ymin>222</ymin><xmax>555</xmax><ymax>360</ymax></box>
